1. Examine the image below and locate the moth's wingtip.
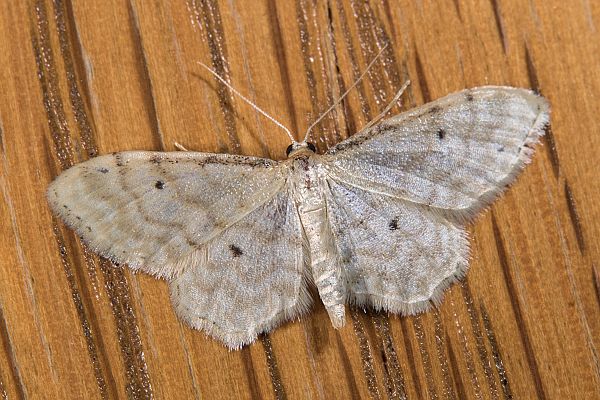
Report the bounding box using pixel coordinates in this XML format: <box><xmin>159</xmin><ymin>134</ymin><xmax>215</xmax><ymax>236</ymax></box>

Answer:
<box><xmin>528</xmin><ymin>90</ymin><xmax>551</xmax><ymax>118</ymax></box>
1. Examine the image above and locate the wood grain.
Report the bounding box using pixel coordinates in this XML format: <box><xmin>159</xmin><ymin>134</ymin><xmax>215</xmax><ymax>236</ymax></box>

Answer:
<box><xmin>1</xmin><ymin>0</ymin><xmax>599</xmax><ymax>398</ymax></box>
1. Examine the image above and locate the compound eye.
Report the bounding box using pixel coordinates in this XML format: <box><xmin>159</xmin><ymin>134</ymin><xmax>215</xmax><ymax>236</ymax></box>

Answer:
<box><xmin>307</xmin><ymin>142</ymin><xmax>316</xmax><ymax>152</ymax></box>
<box><xmin>285</xmin><ymin>144</ymin><xmax>294</xmax><ymax>156</ymax></box>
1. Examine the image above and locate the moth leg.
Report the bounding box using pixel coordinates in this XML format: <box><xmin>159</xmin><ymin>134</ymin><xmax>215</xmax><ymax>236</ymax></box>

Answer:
<box><xmin>363</xmin><ymin>79</ymin><xmax>411</xmax><ymax>131</ymax></box>
<box><xmin>173</xmin><ymin>142</ymin><xmax>189</xmax><ymax>151</ymax></box>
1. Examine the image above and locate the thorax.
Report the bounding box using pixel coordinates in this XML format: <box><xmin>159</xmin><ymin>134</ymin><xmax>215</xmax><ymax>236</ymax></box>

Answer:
<box><xmin>287</xmin><ymin>154</ymin><xmax>327</xmax><ymax>212</ymax></box>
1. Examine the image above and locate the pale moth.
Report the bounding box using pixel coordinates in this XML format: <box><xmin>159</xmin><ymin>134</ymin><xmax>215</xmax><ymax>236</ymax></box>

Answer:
<box><xmin>48</xmin><ymin>54</ymin><xmax>549</xmax><ymax>349</ymax></box>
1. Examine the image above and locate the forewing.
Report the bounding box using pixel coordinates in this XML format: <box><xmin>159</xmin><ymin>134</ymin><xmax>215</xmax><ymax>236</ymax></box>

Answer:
<box><xmin>47</xmin><ymin>151</ymin><xmax>285</xmax><ymax>278</ymax></box>
<box><xmin>169</xmin><ymin>187</ymin><xmax>310</xmax><ymax>349</ymax></box>
<box><xmin>325</xmin><ymin>178</ymin><xmax>468</xmax><ymax>313</ymax></box>
<box><xmin>324</xmin><ymin>87</ymin><xmax>549</xmax><ymax>221</ymax></box>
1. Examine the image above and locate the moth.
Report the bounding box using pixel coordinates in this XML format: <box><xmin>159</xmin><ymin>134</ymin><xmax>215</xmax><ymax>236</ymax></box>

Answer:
<box><xmin>48</xmin><ymin>84</ymin><xmax>549</xmax><ymax>349</ymax></box>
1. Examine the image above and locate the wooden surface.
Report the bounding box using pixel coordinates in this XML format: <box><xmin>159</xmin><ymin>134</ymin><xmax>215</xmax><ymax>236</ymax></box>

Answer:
<box><xmin>0</xmin><ymin>0</ymin><xmax>599</xmax><ymax>398</ymax></box>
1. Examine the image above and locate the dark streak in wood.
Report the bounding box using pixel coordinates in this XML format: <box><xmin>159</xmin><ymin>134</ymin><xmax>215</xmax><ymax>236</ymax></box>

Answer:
<box><xmin>524</xmin><ymin>46</ymin><xmax>540</xmax><ymax>94</ymax></box>
<box><xmin>32</xmin><ymin>2</ymin><xmax>119</xmax><ymax>397</ymax></box>
<box><xmin>350</xmin><ymin>310</ymin><xmax>382</xmax><ymax>400</ymax></box>
<box><xmin>337</xmin><ymin>87</ymin><xmax>360</xmax><ymax>150</ymax></box>
<box><xmin>490</xmin><ymin>0</ymin><xmax>507</xmax><ymax>53</ymax></box>
<box><xmin>240</xmin><ymin>347</ymin><xmax>262</xmax><ymax>400</ymax></box>
<box><xmin>592</xmin><ymin>263</ymin><xmax>600</xmax><ymax>310</ymax></box>
<box><xmin>543</xmin><ymin>124</ymin><xmax>560</xmax><ymax>179</ymax></box>
<box><xmin>331</xmin><ymin>59</ymin><xmax>357</xmax><ymax>143</ymax></box>
<box><xmin>371</xmin><ymin>314</ymin><xmax>406</xmax><ymax>399</ymax></box>
<box><xmin>324</xmin><ymin>3</ymin><xmax>345</xmax><ymax>146</ymax></box>
<box><xmin>63</xmin><ymin>0</ymin><xmax>96</xmax><ymax>153</ymax></box>
<box><xmin>452</xmin><ymin>0</ymin><xmax>463</xmax><ymax>21</ymax></box>
<box><xmin>334</xmin><ymin>0</ymin><xmax>373</xmax><ymax>125</ymax></box>
<box><xmin>52</xmin><ymin>222</ymin><xmax>114</xmax><ymax>399</ymax></box>
<box><xmin>335</xmin><ymin>333</ymin><xmax>362</xmax><ymax>400</ymax></box>
<box><xmin>0</xmin><ymin>304</ymin><xmax>27</xmax><ymax>400</ymax></box>
<box><xmin>399</xmin><ymin>318</ymin><xmax>424</xmax><ymax>400</ymax></box>
<box><xmin>460</xmin><ymin>281</ymin><xmax>499</xmax><ymax>399</ymax></box>
<box><xmin>432</xmin><ymin>312</ymin><xmax>457</xmax><ymax>400</ymax></box>
<box><xmin>0</xmin><ymin>119</ymin><xmax>4</xmax><ymax>154</ymax></box>
<box><xmin>564</xmin><ymin>181</ymin><xmax>586</xmax><ymax>253</ymax></box>
<box><xmin>31</xmin><ymin>1</ymin><xmax>73</xmax><ymax>169</ymax></box>
<box><xmin>296</xmin><ymin>0</ymin><xmax>322</xmax><ymax>134</ymax></box>
<box><xmin>414</xmin><ymin>51</ymin><xmax>431</xmax><ymax>103</ymax></box>
<box><xmin>53</xmin><ymin>0</ymin><xmax>103</xmax><ymax>293</ymax></box>
<box><xmin>349</xmin><ymin>0</ymin><xmax>394</xmax><ymax>106</ymax></box>
<box><xmin>492</xmin><ymin>213</ymin><xmax>547</xmax><ymax>400</ymax></box>
<box><xmin>362</xmin><ymin>1</ymin><xmax>402</xmax><ymax>91</ymax></box>
<box><xmin>351</xmin><ymin>0</ymin><xmax>405</xmax><ymax>118</ymax></box>
<box><xmin>260</xmin><ymin>335</ymin><xmax>287</xmax><ymax>400</ymax></box>
<box><xmin>524</xmin><ymin>47</ymin><xmax>560</xmax><ymax>178</ymax></box>
<box><xmin>266</xmin><ymin>0</ymin><xmax>300</xmax><ymax>137</ymax></box>
<box><xmin>194</xmin><ymin>0</ymin><xmax>240</xmax><ymax>152</ymax></box>
<box><xmin>480</xmin><ymin>301</ymin><xmax>514</xmax><ymax>399</ymax></box>
<box><xmin>36</xmin><ymin>19</ymin><xmax>153</xmax><ymax>391</ymax></box>
<box><xmin>412</xmin><ymin>316</ymin><xmax>439</xmax><ymax>400</ymax></box>
<box><xmin>380</xmin><ymin>0</ymin><xmax>398</xmax><ymax>38</ymax></box>
<box><xmin>126</xmin><ymin>0</ymin><xmax>166</xmax><ymax>151</ymax></box>
<box><xmin>99</xmin><ymin>262</ymin><xmax>153</xmax><ymax>399</ymax></box>
<box><xmin>452</xmin><ymin>300</ymin><xmax>484</xmax><ymax>398</ymax></box>
<box><xmin>445</xmin><ymin>333</ymin><xmax>468</xmax><ymax>400</ymax></box>
<box><xmin>54</xmin><ymin>0</ymin><xmax>97</xmax><ymax>158</ymax></box>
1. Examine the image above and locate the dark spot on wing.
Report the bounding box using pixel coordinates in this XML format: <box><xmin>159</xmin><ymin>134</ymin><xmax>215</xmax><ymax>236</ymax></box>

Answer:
<box><xmin>114</xmin><ymin>153</ymin><xmax>124</xmax><ymax>167</ymax></box>
<box><xmin>155</xmin><ymin>180</ymin><xmax>165</xmax><ymax>189</ymax></box>
<box><xmin>428</xmin><ymin>105</ymin><xmax>441</xmax><ymax>114</ymax></box>
<box><xmin>340</xmin><ymin>246</ymin><xmax>354</xmax><ymax>264</ymax></box>
<box><xmin>98</xmin><ymin>167</ymin><xmax>109</xmax><ymax>174</ymax></box>
<box><xmin>497</xmin><ymin>146</ymin><xmax>505</xmax><ymax>152</ymax></box>
<box><xmin>465</xmin><ymin>92</ymin><xmax>474</xmax><ymax>101</ymax></box>
<box><xmin>229</xmin><ymin>244</ymin><xmax>243</xmax><ymax>257</ymax></box>
<box><xmin>388</xmin><ymin>217</ymin><xmax>399</xmax><ymax>231</ymax></box>
<box><xmin>437</xmin><ymin>128</ymin><xmax>446</xmax><ymax>139</ymax></box>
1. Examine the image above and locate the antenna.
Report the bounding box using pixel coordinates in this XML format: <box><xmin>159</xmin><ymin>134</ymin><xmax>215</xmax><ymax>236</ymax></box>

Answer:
<box><xmin>362</xmin><ymin>80</ymin><xmax>410</xmax><ymax>131</ymax></box>
<box><xmin>198</xmin><ymin>62</ymin><xmax>298</xmax><ymax>144</ymax></box>
<box><xmin>303</xmin><ymin>43</ymin><xmax>389</xmax><ymax>143</ymax></box>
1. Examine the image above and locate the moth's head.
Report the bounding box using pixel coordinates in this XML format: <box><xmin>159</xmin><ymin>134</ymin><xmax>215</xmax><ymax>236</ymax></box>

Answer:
<box><xmin>286</xmin><ymin>141</ymin><xmax>316</xmax><ymax>158</ymax></box>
